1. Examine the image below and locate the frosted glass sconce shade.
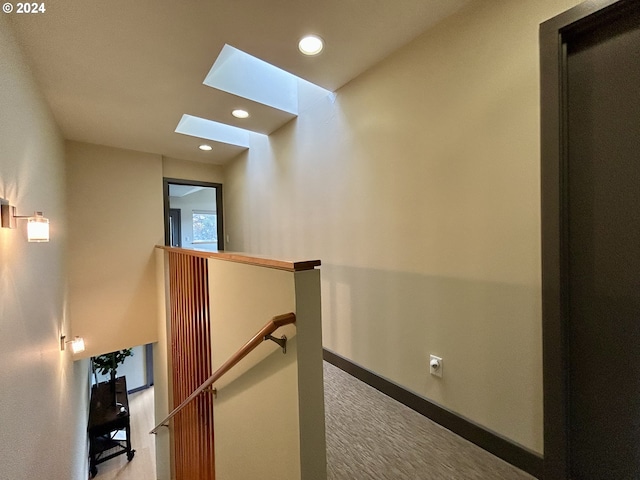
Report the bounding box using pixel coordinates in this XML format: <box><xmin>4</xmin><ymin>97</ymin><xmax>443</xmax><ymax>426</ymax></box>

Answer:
<box><xmin>1</xmin><ymin>204</ymin><xmax>49</xmax><ymax>242</ymax></box>
<box><xmin>61</xmin><ymin>335</ymin><xmax>85</xmax><ymax>354</ymax></box>
<box><xmin>27</xmin><ymin>213</ymin><xmax>49</xmax><ymax>242</ymax></box>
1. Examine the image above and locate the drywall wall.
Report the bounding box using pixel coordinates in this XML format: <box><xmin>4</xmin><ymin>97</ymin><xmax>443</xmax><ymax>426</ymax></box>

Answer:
<box><xmin>209</xmin><ymin>259</ymin><xmax>326</xmax><ymax>480</ymax></box>
<box><xmin>223</xmin><ymin>0</ymin><xmax>582</xmax><ymax>453</ymax></box>
<box><xmin>209</xmin><ymin>260</ymin><xmax>300</xmax><ymax>480</ymax></box>
<box><xmin>162</xmin><ymin>156</ymin><xmax>225</xmax><ymax>184</ymax></box>
<box><xmin>0</xmin><ymin>15</ymin><xmax>90</xmax><ymax>480</ymax></box>
<box><xmin>66</xmin><ymin>141</ymin><xmax>164</xmax><ymax>358</ymax></box>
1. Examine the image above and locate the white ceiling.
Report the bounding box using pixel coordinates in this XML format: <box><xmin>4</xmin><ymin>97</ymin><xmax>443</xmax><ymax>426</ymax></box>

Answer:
<box><xmin>9</xmin><ymin>0</ymin><xmax>472</xmax><ymax>165</ymax></box>
<box><xmin>169</xmin><ymin>185</ymin><xmax>206</xmax><ymax>198</ymax></box>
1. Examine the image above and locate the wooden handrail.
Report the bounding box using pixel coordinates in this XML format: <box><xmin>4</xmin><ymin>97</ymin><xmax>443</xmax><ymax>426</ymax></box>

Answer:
<box><xmin>156</xmin><ymin>246</ymin><xmax>321</xmax><ymax>272</ymax></box>
<box><xmin>150</xmin><ymin>312</ymin><xmax>296</xmax><ymax>435</ymax></box>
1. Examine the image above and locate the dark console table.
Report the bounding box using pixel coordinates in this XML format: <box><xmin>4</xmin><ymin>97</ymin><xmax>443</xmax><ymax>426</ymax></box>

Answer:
<box><xmin>88</xmin><ymin>376</ymin><xmax>135</xmax><ymax>477</ymax></box>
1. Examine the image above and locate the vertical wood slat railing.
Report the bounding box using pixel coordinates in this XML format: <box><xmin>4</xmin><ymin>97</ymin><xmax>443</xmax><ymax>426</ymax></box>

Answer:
<box><xmin>168</xmin><ymin>251</ymin><xmax>215</xmax><ymax>480</ymax></box>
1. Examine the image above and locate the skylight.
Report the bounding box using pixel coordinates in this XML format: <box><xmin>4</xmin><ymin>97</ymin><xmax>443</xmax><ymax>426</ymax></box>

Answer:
<box><xmin>203</xmin><ymin>45</ymin><xmax>298</xmax><ymax>115</ymax></box>
<box><xmin>175</xmin><ymin>114</ymin><xmax>252</xmax><ymax>148</ymax></box>
<box><xmin>175</xmin><ymin>44</ymin><xmax>331</xmax><ymax>154</ymax></box>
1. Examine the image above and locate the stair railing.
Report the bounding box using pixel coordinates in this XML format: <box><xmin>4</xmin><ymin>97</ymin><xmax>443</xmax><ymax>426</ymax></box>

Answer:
<box><xmin>150</xmin><ymin>312</ymin><xmax>296</xmax><ymax>435</ymax></box>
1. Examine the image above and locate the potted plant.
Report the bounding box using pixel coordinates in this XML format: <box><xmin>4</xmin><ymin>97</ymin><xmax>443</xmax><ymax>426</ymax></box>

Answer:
<box><xmin>92</xmin><ymin>348</ymin><xmax>133</xmax><ymax>405</ymax></box>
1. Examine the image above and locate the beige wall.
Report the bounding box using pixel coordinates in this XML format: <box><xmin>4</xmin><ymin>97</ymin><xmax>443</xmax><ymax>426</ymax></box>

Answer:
<box><xmin>162</xmin><ymin>156</ymin><xmax>225</xmax><ymax>184</ymax></box>
<box><xmin>209</xmin><ymin>260</ymin><xmax>326</xmax><ymax>480</ymax></box>
<box><xmin>223</xmin><ymin>0</ymin><xmax>582</xmax><ymax>453</ymax></box>
<box><xmin>0</xmin><ymin>16</ymin><xmax>90</xmax><ymax>480</ymax></box>
<box><xmin>66</xmin><ymin>141</ymin><xmax>164</xmax><ymax>358</ymax></box>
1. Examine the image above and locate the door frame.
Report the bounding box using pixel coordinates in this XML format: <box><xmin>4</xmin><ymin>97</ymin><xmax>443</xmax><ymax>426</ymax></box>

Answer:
<box><xmin>163</xmin><ymin>178</ymin><xmax>224</xmax><ymax>251</ymax></box>
<box><xmin>168</xmin><ymin>208</ymin><xmax>182</xmax><ymax>247</ymax></box>
<box><xmin>540</xmin><ymin>0</ymin><xmax>639</xmax><ymax>478</ymax></box>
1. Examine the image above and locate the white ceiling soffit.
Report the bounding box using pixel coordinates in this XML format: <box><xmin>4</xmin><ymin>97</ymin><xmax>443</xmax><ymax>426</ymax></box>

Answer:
<box><xmin>166</xmin><ymin>133</ymin><xmax>249</xmax><ymax>166</ymax></box>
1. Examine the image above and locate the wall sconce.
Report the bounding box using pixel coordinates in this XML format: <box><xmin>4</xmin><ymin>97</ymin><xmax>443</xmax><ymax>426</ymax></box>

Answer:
<box><xmin>1</xmin><ymin>204</ymin><xmax>49</xmax><ymax>242</ymax></box>
<box><xmin>60</xmin><ymin>335</ymin><xmax>86</xmax><ymax>354</ymax></box>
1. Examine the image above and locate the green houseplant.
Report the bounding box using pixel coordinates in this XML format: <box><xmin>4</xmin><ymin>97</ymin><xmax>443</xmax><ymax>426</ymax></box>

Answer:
<box><xmin>92</xmin><ymin>348</ymin><xmax>133</xmax><ymax>391</ymax></box>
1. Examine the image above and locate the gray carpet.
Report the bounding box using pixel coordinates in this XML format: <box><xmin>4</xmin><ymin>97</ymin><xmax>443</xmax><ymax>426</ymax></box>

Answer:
<box><xmin>323</xmin><ymin>361</ymin><xmax>535</xmax><ymax>480</ymax></box>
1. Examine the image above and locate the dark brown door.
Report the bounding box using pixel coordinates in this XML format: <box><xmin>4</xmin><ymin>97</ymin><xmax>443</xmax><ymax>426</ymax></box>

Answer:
<box><xmin>541</xmin><ymin>1</ymin><xmax>640</xmax><ymax>479</ymax></box>
<box><xmin>169</xmin><ymin>208</ymin><xmax>182</xmax><ymax>247</ymax></box>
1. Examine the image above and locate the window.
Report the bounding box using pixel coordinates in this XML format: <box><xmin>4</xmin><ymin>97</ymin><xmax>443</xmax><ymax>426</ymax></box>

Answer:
<box><xmin>192</xmin><ymin>211</ymin><xmax>217</xmax><ymax>244</ymax></box>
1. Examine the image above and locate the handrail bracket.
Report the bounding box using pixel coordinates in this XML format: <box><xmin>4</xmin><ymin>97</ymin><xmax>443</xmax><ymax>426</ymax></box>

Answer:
<box><xmin>264</xmin><ymin>334</ymin><xmax>287</xmax><ymax>354</ymax></box>
<box><xmin>151</xmin><ymin>423</ymin><xmax>170</xmax><ymax>435</ymax></box>
<box><xmin>150</xmin><ymin>312</ymin><xmax>296</xmax><ymax>435</ymax></box>
<box><xmin>204</xmin><ymin>387</ymin><xmax>218</xmax><ymax>398</ymax></box>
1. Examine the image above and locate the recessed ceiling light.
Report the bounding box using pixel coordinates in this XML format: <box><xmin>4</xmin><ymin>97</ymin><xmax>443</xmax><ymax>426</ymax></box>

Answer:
<box><xmin>198</xmin><ymin>144</ymin><xmax>213</xmax><ymax>151</ymax></box>
<box><xmin>232</xmin><ymin>109</ymin><xmax>250</xmax><ymax>119</ymax></box>
<box><xmin>298</xmin><ymin>35</ymin><xmax>324</xmax><ymax>56</ymax></box>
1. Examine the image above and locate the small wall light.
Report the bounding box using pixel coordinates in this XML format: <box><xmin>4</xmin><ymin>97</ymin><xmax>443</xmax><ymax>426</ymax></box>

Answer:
<box><xmin>60</xmin><ymin>335</ymin><xmax>86</xmax><ymax>354</ymax></box>
<box><xmin>27</xmin><ymin>213</ymin><xmax>49</xmax><ymax>242</ymax></box>
<box><xmin>1</xmin><ymin>204</ymin><xmax>49</xmax><ymax>242</ymax></box>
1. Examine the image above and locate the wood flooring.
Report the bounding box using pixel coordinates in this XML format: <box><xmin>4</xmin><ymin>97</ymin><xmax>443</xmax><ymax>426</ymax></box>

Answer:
<box><xmin>93</xmin><ymin>387</ymin><xmax>157</xmax><ymax>480</ymax></box>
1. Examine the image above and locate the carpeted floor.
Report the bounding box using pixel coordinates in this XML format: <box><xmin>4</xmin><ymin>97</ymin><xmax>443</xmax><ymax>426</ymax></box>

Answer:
<box><xmin>323</xmin><ymin>362</ymin><xmax>535</xmax><ymax>480</ymax></box>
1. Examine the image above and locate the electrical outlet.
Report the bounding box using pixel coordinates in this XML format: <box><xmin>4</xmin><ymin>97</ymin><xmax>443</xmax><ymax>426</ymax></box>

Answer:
<box><xmin>430</xmin><ymin>355</ymin><xmax>443</xmax><ymax>378</ymax></box>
